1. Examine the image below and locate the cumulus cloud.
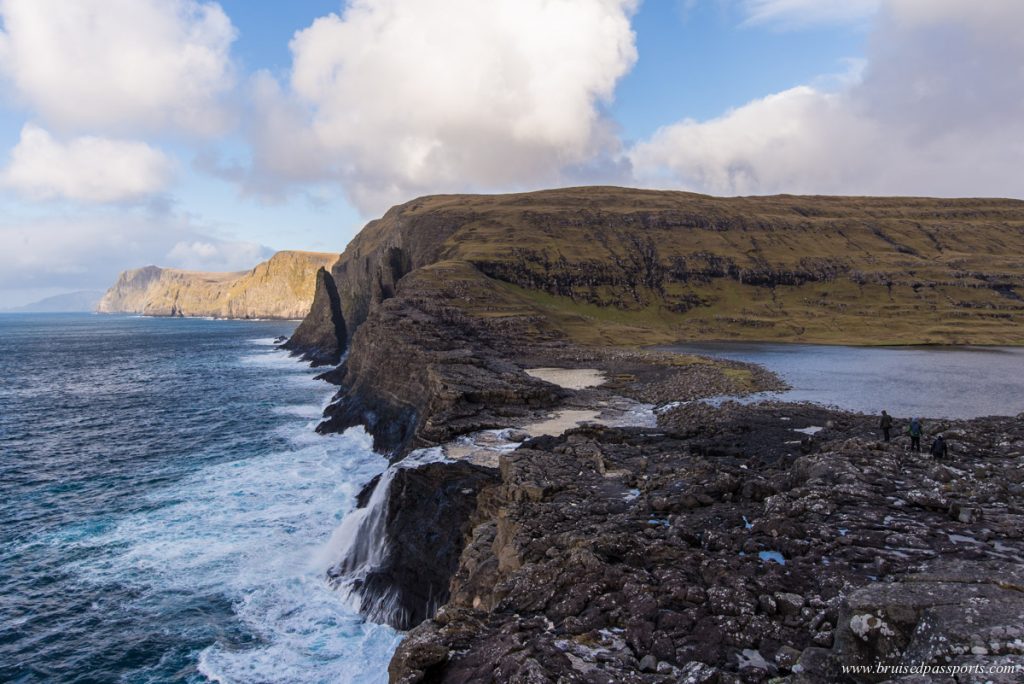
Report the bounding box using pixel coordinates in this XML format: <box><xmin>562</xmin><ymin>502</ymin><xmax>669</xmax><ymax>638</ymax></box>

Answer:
<box><xmin>0</xmin><ymin>0</ymin><xmax>236</xmax><ymax>136</ymax></box>
<box><xmin>739</xmin><ymin>0</ymin><xmax>880</xmax><ymax>28</ymax></box>
<box><xmin>631</xmin><ymin>0</ymin><xmax>1024</xmax><ymax>198</ymax></box>
<box><xmin>241</xmin><ymin>0</ymin><xmax>638</xmax><ymax>213</ymax></box>
<box><xmin>1</xmin><ymin>124</ymin><xmax>174</xmax><ymax>202</ymax></box>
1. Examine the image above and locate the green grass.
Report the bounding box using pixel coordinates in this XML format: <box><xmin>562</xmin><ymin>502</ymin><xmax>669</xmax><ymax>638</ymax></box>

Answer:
<box><xmin>351</xmin><ymin>188</ymin><xmax>1024</xmax><ymax>348</ymax></box>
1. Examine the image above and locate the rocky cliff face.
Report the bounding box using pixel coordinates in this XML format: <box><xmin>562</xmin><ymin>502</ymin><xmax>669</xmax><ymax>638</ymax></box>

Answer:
<box><xmin>328</xmin><ymin>459</ymin><xmax>498</xmax><ymax>631</ymax></box>
<box><xmin>281</xmin><ymin>268</ymin><xmax>346</xmax><ymax>365</ymax></box>
<box><xmin>293</xmin><ymin>187</ymin><xmax>1024</xmax><ymax>360</ymax></box>
<box><xmin>96</xmin><ymin>250</ymin><xmax>337</xmax><ymax>319</ymax></box>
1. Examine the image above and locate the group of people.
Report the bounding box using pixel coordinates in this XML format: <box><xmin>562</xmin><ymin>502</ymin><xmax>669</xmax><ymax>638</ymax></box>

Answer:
<box><xmin>879</xmin><ymin>410</ymin><xmax>947</xmax><ymax>458</ymax></box>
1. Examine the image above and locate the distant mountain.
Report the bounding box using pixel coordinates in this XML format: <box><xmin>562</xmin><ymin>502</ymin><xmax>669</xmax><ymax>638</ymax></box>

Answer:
<box><xmin>96</xmin><ymin>251</ymin><xmax>338</xmax><ymax>319</ymax></box>
<box><xmin>4</xmin><ymin>290</ymin><xmax>105</xmax><ymax>313</ymax></box>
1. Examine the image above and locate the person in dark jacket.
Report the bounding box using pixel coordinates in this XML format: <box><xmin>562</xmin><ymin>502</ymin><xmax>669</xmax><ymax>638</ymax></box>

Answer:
<box><xmin>880</xmin><ymin>410</ymin><xmax>893</xmax><ymax>442</ymax></box>
<box><xmin>930</xmin><ymin>434</ymin><xmax>948</xmax><ymax>459</ymax></box>
<box><xmin>908</xmin><ymin>417</ymin><xmax>923</xmax><ymax>452</ymax></box>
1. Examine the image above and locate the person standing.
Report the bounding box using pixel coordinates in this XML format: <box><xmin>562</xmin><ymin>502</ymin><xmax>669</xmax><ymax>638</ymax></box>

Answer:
<box><xmin>930</xmin><ymin>434</ymin><xmax>948</xmax><ymax>460</ymax></box>
<box><xmin>880</xmin><ymin>410</ymin><xmax>893</xmax><ymax>442</ymax></box>
<box><xmin>908</xmin><ymin>417</ymin><xmax>923</xmax><ymax>452</ymax></box>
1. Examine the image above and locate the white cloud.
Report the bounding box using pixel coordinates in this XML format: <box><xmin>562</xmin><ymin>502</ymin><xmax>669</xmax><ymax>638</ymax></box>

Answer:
<box><xmin>244</xmin><ymin>0</ymin><xmax>638</xmax><ymax>214</ymax></box>
<box><xmin>0</xmin><ymin>0</ymin><xmax>236</xmax><ymax>136</ymax></box>
<box><xmin>631</xmin><ymin>0</ymin><xmax>1024</xmax><ymax>199</ymax></box>
<box><xmin>167</xmin><ymin>239</ymin><xmax>271</xmax><ymax>271</ymax></box>
<box><xmin>0</xmin><ymin>208</ymin><xmax>272</xmax><ymax>298</ymax></box>
<box><xmin>1</xmin><ymin>124</ymin><xmax>174</xmax><ymax>202</ymax></box>
<box><xmin>631</xmin><ymin>87</ymin><xmax>873</xmax><ymax>195</ymax></box>
<box><xmin>739</xmin><ymin>0</ymin><xmax>880</xmax><ymax>28</ymax></box>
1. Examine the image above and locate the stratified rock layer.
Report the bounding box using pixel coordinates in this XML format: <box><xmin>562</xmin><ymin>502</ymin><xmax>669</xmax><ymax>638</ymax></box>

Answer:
<box><xmin>97</xmin><ymin>250</ymin><xmax>337</xmax><ymax>319</ymax></box>
<box><xmin>297</xmin><ymin>187</ymin><xmax>1024</xmax><ymax>357</ymax></box>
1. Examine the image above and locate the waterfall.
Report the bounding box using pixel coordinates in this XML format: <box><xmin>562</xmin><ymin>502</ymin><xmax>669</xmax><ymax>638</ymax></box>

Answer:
<box><xmin>324</xmin><ymin>447</ymin><xmax>446</xmax><ymax>627</ymax></box>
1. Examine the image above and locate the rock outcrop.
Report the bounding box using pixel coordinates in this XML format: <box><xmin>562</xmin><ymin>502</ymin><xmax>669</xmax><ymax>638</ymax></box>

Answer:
<box><xmin>96</xmin><ymin>250</ymin><xmax>337</xmax><ymax>319</ymax></box>
<box><xmin>282</xmin><ymin>268</ymin><xmax>347</xmax><ymax>365</ymax></box>
<box><xmin>329</xmin><ymin>460</ymin><xmax>499</xmax><ymax>630</ymax></box>
<box><xmin>292</xmin><ymin>187</ymin><xmax>1024</xmax><ymax>453</ymax></box>
<box><xmin>388</xmin><ymin>405</ymin><xmax>1024</xmax><ymax>683</ymax></box>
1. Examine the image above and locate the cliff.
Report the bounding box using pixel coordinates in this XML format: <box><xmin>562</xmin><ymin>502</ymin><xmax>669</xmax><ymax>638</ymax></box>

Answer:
<box><xmin>289</xmin><ymin>187</ymin><xmax>1024</xmax><ymax>360</ymax></box>
<box><xmin>290</xmin><ymin>188</ymin><xmax>1024</xmax><ymax>455</ymax></box>
<box><xmin>298</xmin><ymin>188</ymin><xmax>1024</xmax><ymax>681</ymax></box>
<box><xmin>281</xmin><ymin>268</ymin><xmax>347</xmax><ymax>365</ymax></box>
<box><xmin>96</xmin><ymin>250</ymin><xmax>338</xmax><ymax>319</ymax></box>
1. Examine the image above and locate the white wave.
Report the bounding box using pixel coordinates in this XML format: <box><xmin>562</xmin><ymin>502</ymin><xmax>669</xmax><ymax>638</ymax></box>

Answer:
<box><xmin>273</xmin><ymin>404</ymin><xmax>328</xmax><ymax>419</ymax></box>
<box><xmin>238</xmin><ymin>351</ymin><xmax>310</xmax><ymax>370</ymax></box>
<box><xmin>248</xmin><ymin>337</ymin><xmax>284</xmax><ymax>346</ymax></box>
<box><xmin>63</xmin><ymin>343</ymin><xmax>398</xmax><ymax>683</ymax></box>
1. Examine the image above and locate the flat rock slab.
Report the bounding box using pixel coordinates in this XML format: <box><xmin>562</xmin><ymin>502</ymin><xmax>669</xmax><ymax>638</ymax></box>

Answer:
<box><xmin>525</xmin><ymin>367</ymin><xmax>607</xmax><ymax>390</ymax></box>
<box><xmin>521</xmin><ymin>409</ymin><xmax>603</xmax><ymax>437</ymax></box>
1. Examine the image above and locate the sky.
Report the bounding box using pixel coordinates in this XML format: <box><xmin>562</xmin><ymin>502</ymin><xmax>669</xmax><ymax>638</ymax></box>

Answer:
<box><xmin>1</xmin><ymin>0</ymin><xmax>1022</xmax><ymax>307</ymax></box>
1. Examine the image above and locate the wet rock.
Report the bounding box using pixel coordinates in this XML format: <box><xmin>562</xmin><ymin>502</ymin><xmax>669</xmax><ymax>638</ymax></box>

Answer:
<box><xmin>388</xmin><ymin>622</ymin><xmax>449</xmax><ymax>684</ymax></box>
<box><xmin>833</xmin><ymin>561</ymin><xmax>1024</xmax><ymax>682</ymax></box>
<box><xmin>774</xmin><ymin>645</ymin><xmax>801</xmax><ymax>669</ymax></box>
<box><xmin>774</xmin><ymin>592</ymin><xmax>805</xmax><ymax>617</ymax></box>
<box><xmin>330</xmin><ymin>460</ymin><xmax>498</xmax><ymax>630</ymax></box>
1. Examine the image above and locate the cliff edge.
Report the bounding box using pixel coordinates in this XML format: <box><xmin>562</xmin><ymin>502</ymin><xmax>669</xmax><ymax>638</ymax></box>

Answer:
<box><xmin>96</xmin><ymin>250</ymin><xmax>338</xmax><ymax>319</ymax></box>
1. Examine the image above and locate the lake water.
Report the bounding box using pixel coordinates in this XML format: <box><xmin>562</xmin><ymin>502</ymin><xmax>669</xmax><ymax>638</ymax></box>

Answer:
<box><xmin>0</xmin><ymin>314</ymin><xmax>400</xmax><ymax>683</ymax></box>
<box><xmin>661</xmin><ymin>342</ymin><xmax>1024</xmax><ymax>419</ymax></box>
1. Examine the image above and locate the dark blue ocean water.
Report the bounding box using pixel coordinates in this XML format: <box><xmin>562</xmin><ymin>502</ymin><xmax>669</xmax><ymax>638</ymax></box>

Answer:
<box><xmin>0</xmin><ymin>314</ymin><xmax>400</xmax><ymax>683</ymax></box>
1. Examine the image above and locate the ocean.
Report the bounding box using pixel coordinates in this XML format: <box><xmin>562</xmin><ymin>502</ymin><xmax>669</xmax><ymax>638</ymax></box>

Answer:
<box><xmin>0</xmin><ymin>314</ymin><xmax>401</xmax><ymax>683</ymax></box>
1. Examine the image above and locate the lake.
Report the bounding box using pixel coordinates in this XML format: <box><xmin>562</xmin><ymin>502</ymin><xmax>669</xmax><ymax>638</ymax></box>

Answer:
<box><xmin>659</xmin><ymin>342</ymin><xmax>1024</xmax><ymax>419</ymax></box>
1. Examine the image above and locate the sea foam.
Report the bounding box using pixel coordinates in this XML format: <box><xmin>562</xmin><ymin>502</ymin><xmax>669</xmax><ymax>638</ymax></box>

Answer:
<box><xmin>63</xmin><ymin>339</ymin><xmax>401</xmax><ymax>683</ymax></box>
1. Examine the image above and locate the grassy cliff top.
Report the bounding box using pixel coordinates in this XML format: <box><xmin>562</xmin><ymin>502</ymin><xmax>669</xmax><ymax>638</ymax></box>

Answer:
<box><xmin>329</xmin><ymin>187</ymin><xmax>1024</xmax><ymax>347</ymax></box>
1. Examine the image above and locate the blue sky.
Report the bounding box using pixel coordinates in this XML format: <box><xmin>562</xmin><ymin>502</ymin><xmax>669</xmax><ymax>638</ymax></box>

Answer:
<box><xmin>0</xmin><ymin>0</ymin><xmax>1021</xmax><ymax>306</ymax></box>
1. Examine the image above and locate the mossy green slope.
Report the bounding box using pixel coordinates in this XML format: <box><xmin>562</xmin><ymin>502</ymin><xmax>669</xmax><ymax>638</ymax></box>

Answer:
<box><xmin>327</xmin><ymin>187</ymin><xmax>1024</xmax><ymax>347</ymax></box>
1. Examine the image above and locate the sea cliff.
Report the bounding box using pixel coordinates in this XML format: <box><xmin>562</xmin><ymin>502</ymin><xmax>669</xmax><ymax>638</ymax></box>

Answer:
<box><xmin>97</xmin><ymin>250</ymin><xmax>337</xmax><ymax>319</ymax></box>
<box><xmin>289</xmin><ymin>188</ymin><xmax>1024</xmax><ymax>683</ymax></box>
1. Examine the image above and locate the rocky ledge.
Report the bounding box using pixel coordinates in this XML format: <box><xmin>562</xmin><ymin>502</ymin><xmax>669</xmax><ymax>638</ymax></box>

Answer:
<box><xmin>389</xmin><ymin>403</ymin><xmax>1024</xmax><ymax>684</ymax></box>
